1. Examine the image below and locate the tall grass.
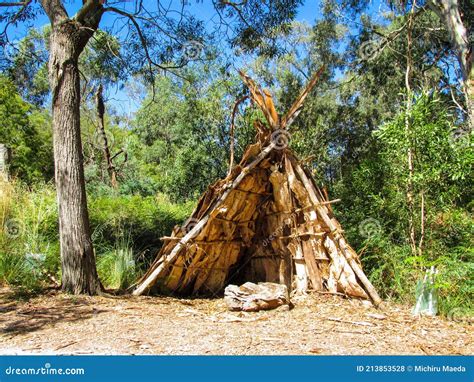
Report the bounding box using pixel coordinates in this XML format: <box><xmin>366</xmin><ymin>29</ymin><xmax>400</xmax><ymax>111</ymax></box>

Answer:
<box><xmin>0</xmin><ymin>179</ymin><xmax>57</xmax><ymax>291</ymax></box>
<box><xmin>96</xmin><ymin>234</ymin><xmax>140</xmax><ymax>290</ymax></box>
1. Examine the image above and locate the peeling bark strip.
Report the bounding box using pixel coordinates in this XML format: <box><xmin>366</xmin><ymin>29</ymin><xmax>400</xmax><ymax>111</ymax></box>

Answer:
<box><xmin>42</xmin><ymin>0</ymin><xmax>105</xmax><ymax>294</ymax></box>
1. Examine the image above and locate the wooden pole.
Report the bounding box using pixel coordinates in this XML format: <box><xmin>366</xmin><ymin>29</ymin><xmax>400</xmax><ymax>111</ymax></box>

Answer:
<box><xmin>281</xmin><ymin>65</ymin><xmax>325</xmax><ymax>130</ymax></box>
<box><xmin>291</xmin><ymin>158</ymin><xmax>382</xmax><ymax>306</ymax></box>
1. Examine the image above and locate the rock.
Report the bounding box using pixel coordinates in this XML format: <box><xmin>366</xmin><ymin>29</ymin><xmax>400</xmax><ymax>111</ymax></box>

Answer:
<box><xmin>361</xmin><ymin>300</ymin><xmax>374</xmax><ymax>309</ymax></box>
<box><xmin>224</xmin><ymin>282</ymin><xmax>290</xmax><ymax>312</ymax></box>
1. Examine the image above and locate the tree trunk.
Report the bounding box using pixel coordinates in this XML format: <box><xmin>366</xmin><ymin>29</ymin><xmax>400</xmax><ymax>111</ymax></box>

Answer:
<box><xmin>405</xmin><ymin>1</ymin><xmax>417</xmax><ymax>255</ymax></box>
<box><xmin>49</xmin><ymin>22</ymin><xmax>102</xmax><ymax>295</ymax></box>
<box><xmin>96</xmin><ymin>84</ymin><xmax>118</xmax><ymax>188</ymax></box>
<box><xmin>431</xmin><ymin>0</ymin><xmax>473</xmax><ymax>129</ymax></box>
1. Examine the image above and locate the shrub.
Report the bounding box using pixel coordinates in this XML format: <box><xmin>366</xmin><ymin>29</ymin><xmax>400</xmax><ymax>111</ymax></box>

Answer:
<box><xmin>361</xmin><ymin>207</ymin><xmax>473</xmax><ymax>317</ymax></box>
<box><xmin>1</xmin><ymin>180</ymin><xmax>195</xmax><ymax>290</ymax></box>
<box><xmin>361</xmin><ymin>239</ymin><xmax>417</xmax><ymax>302</ymax></box>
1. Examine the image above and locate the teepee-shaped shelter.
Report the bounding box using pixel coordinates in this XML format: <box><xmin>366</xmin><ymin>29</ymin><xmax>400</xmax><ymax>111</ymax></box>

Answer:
<box><xmin>133</xmin><ymin>68</ymin><xmax>381</xmax><ymax>306</ymax></box>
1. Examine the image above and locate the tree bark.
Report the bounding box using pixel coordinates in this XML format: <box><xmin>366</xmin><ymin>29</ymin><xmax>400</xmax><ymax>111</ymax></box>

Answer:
<box><xmin>431</xmin><ymin>0</ymin><xmax>473</xmax><ymax>129</ymax></box>
<box><xmin>48</xmin><ymin>20</ymin><xmax>102</xmax><ymax>294</ymax></box>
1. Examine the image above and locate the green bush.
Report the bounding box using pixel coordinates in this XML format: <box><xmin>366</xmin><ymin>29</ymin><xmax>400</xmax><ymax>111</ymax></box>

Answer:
<box><xmin>426</xmin><ymin>208</ymin><xmax>474</xmax><ymax>315</ymax></box>
<box><xmin>435</xmin><ymin>250</ymin><xmax>473</xmax><ymax>315</ymax></box>
<box><xmin>359</xmin><ymin>205</ymin><xmax>473</xmax><ymax>317</ymax></box>
<box><xmin>89</xmin><ymin>193</ymin><xmax>194</xmax><ymax>261</ymax></box>
<box><xmin>361</xmin><ymin>239</ymin><xmax>416</xmax><ymax>302</ymax></box>
<box><xmin>90</xmin><ymin>194</ymin><xmax>194</xmax><ymax>289</ymax></box>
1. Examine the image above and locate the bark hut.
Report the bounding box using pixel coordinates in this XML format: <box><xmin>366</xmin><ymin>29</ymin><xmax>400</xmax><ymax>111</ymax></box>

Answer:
<box><xmin>133</xmin><ymin>69</ymin><xmax>382</xmax><ymax>307</ymax></box>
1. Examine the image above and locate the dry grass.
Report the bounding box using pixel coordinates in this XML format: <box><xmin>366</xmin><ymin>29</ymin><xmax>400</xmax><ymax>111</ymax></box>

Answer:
<box><xmin>0</xmin><ymin>288</ymin><xmax>472</xmax><ymax>355</ymax></box>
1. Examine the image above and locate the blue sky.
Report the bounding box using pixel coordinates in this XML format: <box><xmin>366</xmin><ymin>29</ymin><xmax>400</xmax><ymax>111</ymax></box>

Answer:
<box><xmin>6</xmin><ymin>0</ymin><xmax>324</xmax><ymax>41</ymax></box>
<box><xmin>2</xmin><ymin>0</ymin><xmax>385</xmax><ymax>114</ymax></box>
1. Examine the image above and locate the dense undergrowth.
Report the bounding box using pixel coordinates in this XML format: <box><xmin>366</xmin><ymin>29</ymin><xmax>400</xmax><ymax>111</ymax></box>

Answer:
<box><xmin>0</xmin><ymin>179</ymin><xmax>193</xmax><ymax>293</ymax></box>
<box><xmin>1</xmin><ymin>176</ymin><xmax>472</xmax><ymax>317</ymax></box>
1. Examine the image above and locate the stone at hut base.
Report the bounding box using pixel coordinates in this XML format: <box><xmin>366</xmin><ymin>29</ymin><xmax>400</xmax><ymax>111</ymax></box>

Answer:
<box><xmin>224</xmin><ymin>282</ymin><xmax>290</xmax><ymax>312</ymax></box>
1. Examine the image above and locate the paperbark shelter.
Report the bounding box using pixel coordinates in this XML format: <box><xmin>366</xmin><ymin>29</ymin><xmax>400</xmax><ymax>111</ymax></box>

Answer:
<box><xmin>134</xmin><ymin>69</ymin><xmax>382</xmax><ymax>306</ymax></box>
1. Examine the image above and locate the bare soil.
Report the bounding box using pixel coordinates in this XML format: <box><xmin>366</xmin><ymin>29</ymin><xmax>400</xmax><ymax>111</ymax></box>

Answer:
<box><xmin>0</xmin><ymin>288</ymin><xmax>472</xmax><ymax>355</ymax></box>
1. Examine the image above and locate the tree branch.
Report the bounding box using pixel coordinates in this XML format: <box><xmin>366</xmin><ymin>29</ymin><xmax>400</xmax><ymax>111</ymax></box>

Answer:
<box><xmin>74</xmin><ymin>0</ymin><xmax>101</xmax><ymax>24</ymax></box>
<box><xmin>40</xmin><ymin>0</ymin><xmax>68</xmax><ymax>25</ymax></box>
<box><xmin>0</xmin><ymin>1</ymin><xmax>28</xmax><ymax>5</ymax></box>
<box><xmin>104</xmin><ymin>6</ymin><xmax>187</xmax><ymax>72</ymax></box>
<box><xmin>0</xmin><ymin>0</ymin><xmax>31</xmax><ymax>36</ymax></box>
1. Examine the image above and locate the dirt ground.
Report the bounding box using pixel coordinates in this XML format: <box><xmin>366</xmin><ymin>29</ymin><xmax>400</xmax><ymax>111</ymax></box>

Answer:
<box><xmin>0</xmin><ymin>287</ymin><xmax>472</xmax><ymax>355</ymax></box>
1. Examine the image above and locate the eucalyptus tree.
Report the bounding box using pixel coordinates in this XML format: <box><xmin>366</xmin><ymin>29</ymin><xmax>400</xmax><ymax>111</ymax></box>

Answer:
<box><xmin>0</xmin><ymin>0</ymin><xmax>302</xmax><ymax>294</ymax></box>
<box><xmin>424</xmin><ymin>0</ymin><xmax>472</xmax><ymax>128</ymax></box>
<box><xmin>332</xmin><ymin>0</ymin><xmax>472</xmax><ymax>126</ymax></box>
